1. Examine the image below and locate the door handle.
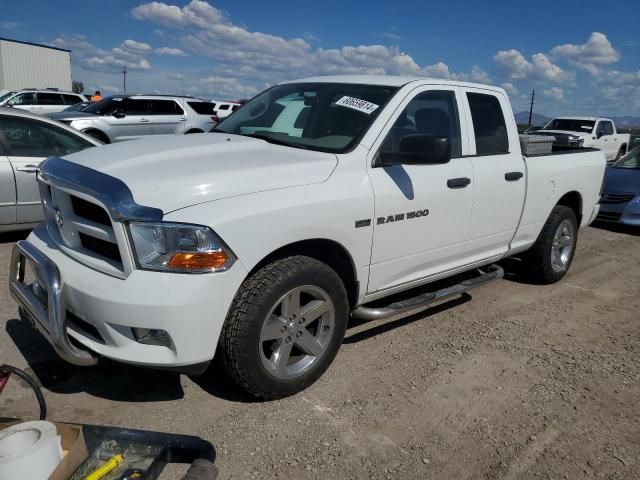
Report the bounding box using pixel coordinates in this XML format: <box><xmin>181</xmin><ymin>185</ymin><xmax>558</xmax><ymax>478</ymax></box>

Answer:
<box><xmin>139</xmin><ymin>118</ymin><xmax>150</xmax><ymax>123</ymax></box>
<box><xmin>447</xmin><ymin>177</ymin><xmax>471</xmax><ymax>189</ymax></box>
<box><xmin>179</xmin><ymin>117</ymin><xmax>187</xmax><ymax>122</ymax></box>
<box><xmin>16</xmin><ymin>165</ymin><xmax>39</xmax><ymax>173</ymax></box>
<box><xmin>504</xmin><ymin>171</ymin><xmax>524</xmax><ymax>181</ymax></box>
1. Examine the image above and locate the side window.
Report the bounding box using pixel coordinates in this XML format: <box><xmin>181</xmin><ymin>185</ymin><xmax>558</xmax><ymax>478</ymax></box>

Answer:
<box><xmin>0</xmin><ymin>116</ymin><xmax>94</xmax><ymax>157</ymax></box>
<box><xmin>121</xmin><ymin>99</ymin><xmax>149</xmax><ymax>115</ymax></box>
<box><xmin>11</xmin><ymin>93</ymin><xmax>35</xmax><ymax>105</ymax></box>
<box><xmin>149</xmin><ymin>100</ymin><xmax>184</xmax><ymax>115</ymax></box>
<box><xmin>62</xmin><ymin>94</ymin><xmax>82</xmax><ymax>105</ymax></box>
<box><xmin>467</xmin><ymin>92</ymin><xmax>509</xmax><ymax>155</ymax></box>
<box><xmin>37</xmin><ymin>93</ymin><xmax>65</xmax><ymax>105</ymax></box>
<box><xmin>602</xmin><ymin>121</ymin><xmax>614</xmax><ymax>136</ymax></box>
<box><xmin>380</xmin><ymin>90</ymin><xmax>462</xmax><ymax>160</ymax></box>
<box><xmin>218</xmin><ymin>104</ymin><xmax>230</xmax><ymax>111</ymax></box>
<box><xmin>232</xmin><ymin>105</ymin><xmax>239</xmax><ymax>111</ymax></box>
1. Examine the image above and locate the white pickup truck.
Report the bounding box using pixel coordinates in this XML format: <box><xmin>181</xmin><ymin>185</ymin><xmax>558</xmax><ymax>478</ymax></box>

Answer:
<box><xmin>9</xmin><ymin>76</ymin><xmax>606</xmax><ymax>399</ymax></box>
<box><xmin>536</xmin><ymin>116</ymin><xmax>630</xmax><ymax>163</ymax></box>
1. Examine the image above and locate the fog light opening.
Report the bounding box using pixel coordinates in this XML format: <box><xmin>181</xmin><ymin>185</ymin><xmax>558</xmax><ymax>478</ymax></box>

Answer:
<box><xmin>132</xmin><ymin>328</ymin><xmax>174</xmax><ymax>349</ymax></box>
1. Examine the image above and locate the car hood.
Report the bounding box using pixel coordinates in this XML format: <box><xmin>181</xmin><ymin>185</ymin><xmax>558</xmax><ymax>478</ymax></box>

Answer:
<box><xmin>46</xmin><ymin>111</ymin><xmax>98</xmax><ymax>120</ymax></box>
<box><xmin>63</xmin><ymin>133</ymin><xmax>338</xmax><ymax>213</ymax></box>
<box><xmin>603</xmin><ymin>166</ymin><xmax>640</xmax><ymax>194</ymax></box>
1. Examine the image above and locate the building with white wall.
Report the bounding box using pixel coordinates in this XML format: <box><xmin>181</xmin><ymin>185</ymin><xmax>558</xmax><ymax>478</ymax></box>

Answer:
<box><xmin>0</xmin><ymin>37</ymin><xmax>72</xmax><ymax>91</ymax></box>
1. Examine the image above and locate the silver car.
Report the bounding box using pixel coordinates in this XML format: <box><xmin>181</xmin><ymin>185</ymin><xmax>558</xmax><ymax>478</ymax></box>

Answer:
<box><xmin>48</xmin><ymin>95</ymin><xmax>217</xmax><ymax>143</ymax></box>
<box><xmin>0</xmin><ymin>89</ymin><xmax>88</xmax><ymax>114</ymax></box>
<box><xmin>0</xmin><ymin>108</ymin><xmax>101</xmax><ymax>232</ymax></box>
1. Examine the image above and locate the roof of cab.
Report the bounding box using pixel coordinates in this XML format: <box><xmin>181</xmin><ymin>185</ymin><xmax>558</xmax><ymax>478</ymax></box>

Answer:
<box><xmin>281</xmin><ymin>75</ymin><xmax>504</xmax><ymax>93</ymax></box>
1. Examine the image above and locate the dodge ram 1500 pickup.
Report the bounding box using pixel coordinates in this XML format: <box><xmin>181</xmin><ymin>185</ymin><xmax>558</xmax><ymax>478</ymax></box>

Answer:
<box><xmin>9</xmin><ymin>76</ymin><xmax>606</xmax><ymax>399</ymax></box>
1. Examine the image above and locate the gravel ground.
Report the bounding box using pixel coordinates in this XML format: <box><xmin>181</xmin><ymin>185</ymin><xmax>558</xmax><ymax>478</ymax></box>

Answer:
<box><xmin>1</xmin><ymin>223</ymin><xmax>639</xmax><ymax>479</ymax></box>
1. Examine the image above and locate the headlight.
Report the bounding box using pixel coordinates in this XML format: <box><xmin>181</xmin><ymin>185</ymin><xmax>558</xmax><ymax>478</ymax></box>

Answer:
<box><xmin>128</xmin><ymin>222</ymin><xmax>235</xmax><ymax>273</ymax></box>
<box><xmin>570</xmin><ymin>137</ymin><xmax>584</xmax><ymax>147</ymax></box>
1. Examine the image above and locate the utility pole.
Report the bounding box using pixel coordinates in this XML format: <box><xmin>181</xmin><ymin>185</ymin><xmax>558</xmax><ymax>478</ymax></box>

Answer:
<box><xmin>122</xmin><ymin>66</ymin><xmax>127</xmax><ymax>93</ymax></box>
<box><xmin>528</xmin><ymin>90</ymin><xmax>535</xmax><ymax>125</ymax></box>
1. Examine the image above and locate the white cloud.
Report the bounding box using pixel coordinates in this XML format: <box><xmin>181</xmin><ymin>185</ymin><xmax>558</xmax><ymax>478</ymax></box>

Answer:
<box><xmin>155</xmin><ymin>46</ymin><xmax>186</xmax><ymax>56</ymax></box>
<box><xmin>550</xmin><ymin>32</ymin><xmax>620</xmax><ymax>76</ymax></box>
<box><xmin>0</xmin><ymin>21</ymin><xmax>23</xmax><ymax>29</ymax></box>
<box><xmin>51</xmin><ymin>35</ymin><xmax>152</xmax><ymax>72</ymax></box>
<box><xmin>502</xmin><ymin>82</ymin><xmax>519</xmax><ymax>96</ymax></box>
<box><xmin>543</xmin><ymin>86</ymin><xmax>565</xmax><ymax>101</ymax></box>
<box><xmin>382</xmin><ymin>32</ymin><xmax>402</xmax><ymax>41</ymax></box>
<box><xmin>494</xmin><ymin>49</ymin><xmax>570</xmax><ymax>83</ymax></box>
<box><xmin>122</xmin><ymin>39</ymin><xmax>152</xmax><ymax>54</ymax></box>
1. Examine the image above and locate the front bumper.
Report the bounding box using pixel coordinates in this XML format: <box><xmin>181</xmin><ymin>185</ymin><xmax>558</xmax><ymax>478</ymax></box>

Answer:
<box><xmin>597</xmin><ymin>198</ymin><xmax>640</xmax><ymax>226</ymax></box>
<box><xmin>9</xmin><ymin>225</ymin><xmax>248</xmax><ymax>369</ymax></box>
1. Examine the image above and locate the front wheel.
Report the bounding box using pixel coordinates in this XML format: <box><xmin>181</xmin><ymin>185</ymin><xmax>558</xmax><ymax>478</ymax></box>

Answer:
<box><xmin>219</xmin><ymin>255</ymin><xmax>348</xmax><ymax>399</ymax></box>
<box><xmin>524</xmin><ymin>205</ymin><xmax>578</xmax><ymax>284</ymax></box>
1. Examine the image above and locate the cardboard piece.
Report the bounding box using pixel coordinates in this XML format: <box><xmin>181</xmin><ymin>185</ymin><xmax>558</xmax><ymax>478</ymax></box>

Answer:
<box><xmin>0</xmin><ymin>420</ymin><xmax>88</xmax><ymax>480</ymax></box>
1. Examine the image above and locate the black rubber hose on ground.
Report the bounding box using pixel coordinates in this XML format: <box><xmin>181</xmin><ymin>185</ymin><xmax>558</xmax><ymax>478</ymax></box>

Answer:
<box><xmin>0</xmin><ymin>364</ymin><xmax>47</xmax><ymax>420</ymax></box>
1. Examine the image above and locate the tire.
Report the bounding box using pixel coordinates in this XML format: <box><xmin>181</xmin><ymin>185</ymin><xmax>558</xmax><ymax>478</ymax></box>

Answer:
<box><xmin>185</xmin><ymin>129</ymin><xmax>204</xmax><ymax>134</ymax></box>
<box><xmin>615</xmin><ymin>146</ymin><xmax>625</xmax><ymax>161</ymax></box>
<box><xmin>220</xmin><ymin>255</ymin><xmax>349</xmax><ymax>399</ymax></box>
<box><xmin>524</xmin><ymin>205</ymin><xmax>578</xmax><ymax>284</ymax></box>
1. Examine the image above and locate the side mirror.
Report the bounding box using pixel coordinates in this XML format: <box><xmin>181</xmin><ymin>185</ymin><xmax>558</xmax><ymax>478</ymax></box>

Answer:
<box><xmin>112</xmin><ymin>110</ymin><xmax>125</xmax><ymax>119</ymax></box>
<box><xmin>6</xmin><ymin>100</ymin><xmax>14</xmax><ymax>107</ymax></box>
<box><xmin>378</xmin><ymin>135</ymin><xmax>451</xmax><ymax>167</ymax></box>
<box><xmin>596</xmin><ymin>130</ymin><xmax>604</xmax><ymax>139</ymax></box>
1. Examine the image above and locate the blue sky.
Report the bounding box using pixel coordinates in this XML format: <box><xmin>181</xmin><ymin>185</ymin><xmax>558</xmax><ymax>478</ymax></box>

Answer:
<box><xmin>1</xmin><ymin>0</ymin><xmax>638</xmax><ymax>117</ymax></box>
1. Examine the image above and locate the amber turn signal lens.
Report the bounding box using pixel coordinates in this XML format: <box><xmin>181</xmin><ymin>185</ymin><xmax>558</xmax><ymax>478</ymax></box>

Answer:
<box><xmin>168</xmin><ymin>251</ymin><xmax>228</xmax><ymax>270</ymax></box>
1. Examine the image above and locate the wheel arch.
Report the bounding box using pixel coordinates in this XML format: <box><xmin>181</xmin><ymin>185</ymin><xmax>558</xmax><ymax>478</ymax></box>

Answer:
<box><xmin>556</xmin><ymin>191</ymin><xmax>583</xmax><ymax>226</ymax></box>
<box><xmin>185</xmin><ymin>128</ymin><xmax>204</xmax><ymax>134</ymax></box>
<box><xmin>248</xmin><ymin>238</ymin><xmax>359</xmax><ymax>309</ymax></box>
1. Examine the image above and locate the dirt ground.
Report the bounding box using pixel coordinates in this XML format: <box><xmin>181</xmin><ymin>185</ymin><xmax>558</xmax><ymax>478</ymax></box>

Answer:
<box><xmin>1</xmin><ymin>223</ymin><xmax>639</xmax><ymax>479</ymax></box>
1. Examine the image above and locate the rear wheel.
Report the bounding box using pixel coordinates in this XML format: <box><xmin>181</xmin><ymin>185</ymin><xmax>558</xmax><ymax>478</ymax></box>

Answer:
<box><xmin>220</xmin><ymin>255</ymin><xmax>348</xmax><ymax>399</ymax></box>
<box><xmin>524</xmin><ymin>205</ymin><xmax>578</xmax><ymax>284</ymax></box>
<box><xmin>615</xmin><ymin>146</ymin><xmax>626</xmax><ymax>161</ymax></box>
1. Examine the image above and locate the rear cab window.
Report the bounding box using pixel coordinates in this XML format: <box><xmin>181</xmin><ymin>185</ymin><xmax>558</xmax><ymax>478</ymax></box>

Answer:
<box><xmin>466</xmin><ymin>92</ymin><xmax>509</xmax><ymax>155</ymax></box>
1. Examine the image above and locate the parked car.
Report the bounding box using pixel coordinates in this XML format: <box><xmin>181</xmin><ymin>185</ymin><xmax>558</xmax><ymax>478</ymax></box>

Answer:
<box><xmin>597</xmin><ymin>146</ymin><xmax>640</xmax><ymax>225</ymax></box>
<box><xmin>47</xmin><ymin>95</ymin><xmax>217</xmax><ymax>143</ymax></box>
<box><xmin>0</xmin><ymin>89</ymin><xmax>88</xmax><ymax>115</ymax></box>
<box><xmin>211</xmin><ymin>100</ymin><xmax>241</xmax><ymax>119</ymax></box>
<box><xmin>0</xmin><ymin>107</ymin><xmax>101</xmax><ymax>232</ymax></box>
<box><xmin>9</xmin><ymin>76</ymin><xmax>605</xmax><ymax>399</ymax></box>
<box><xmin>535</xmin><ymin>117</ymin><xmax>630</xmax><ymax>163</ymax></box>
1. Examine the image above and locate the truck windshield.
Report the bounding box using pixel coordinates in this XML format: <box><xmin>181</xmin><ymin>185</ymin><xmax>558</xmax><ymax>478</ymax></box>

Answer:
<box><xmin>542</xmin><ymin>119</ymin><xmax>595</xmax><ymax>134</ymax></box>
<box><xmin>612</xmin><ymin>148</ymin><xmax>640</xmax><ymax>169</ymax></box>
<box><xmin>214</xmin><ymin>83</ymin><xmax>398</xmax><ymax>153</ymax></box>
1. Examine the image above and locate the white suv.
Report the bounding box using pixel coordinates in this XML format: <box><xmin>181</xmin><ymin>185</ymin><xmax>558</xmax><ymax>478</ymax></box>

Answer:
<box><xmin>0</xmin><ymin>89</ymin><xmax>88</xmax><ymax>114</ymax></box>
<box><xmin>48</xmin><ymin>95</ymin><xmax>217</xmax><ymax>143</ymax></box>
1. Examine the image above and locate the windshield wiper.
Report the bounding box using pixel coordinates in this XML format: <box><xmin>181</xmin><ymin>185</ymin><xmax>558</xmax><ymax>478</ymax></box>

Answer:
<box><xmin>241</xmin><ymin>133</ymin><xmax>311</xmax><ymax>150</ymax></box>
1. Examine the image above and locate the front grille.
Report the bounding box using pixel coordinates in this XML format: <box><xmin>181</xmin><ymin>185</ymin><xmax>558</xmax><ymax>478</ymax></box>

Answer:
<box><xmin>596</xmin><ymin>211</ymin><xmax>621</xmax><ymax>222</ymax></box>
<box><xmin>600</xmin><ymin>193</ymin><xmax>635</xmax><ymax>204</ymax></box>
<box><xmin>79</xmin><ymin>232</ymin><xmax>122</xmax><ymax>263</ymax></box>
<box><xmin>71</xmin><ymin>195</ymin><xmax>111</xmax><ymax>226</ymax></box>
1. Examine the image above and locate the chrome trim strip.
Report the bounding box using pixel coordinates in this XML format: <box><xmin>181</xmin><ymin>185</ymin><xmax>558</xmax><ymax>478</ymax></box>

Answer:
<box><xmin>39</xmin><ymin>156</ymin><xmax>163</xmax><ymax>222</ymax></box>
<box><xmin>9</xmin><ymin>240</ymin><xmax>98</xmax><ymax>366</ymax></box>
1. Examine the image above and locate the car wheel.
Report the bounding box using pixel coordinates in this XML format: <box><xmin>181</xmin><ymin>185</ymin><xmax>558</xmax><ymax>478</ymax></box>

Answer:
<box><xmin>220</xmin><ymin>255</ymin><xmax>348</xmax><ymax>399</ymax></box>
<box><xmin>615</xmin><ymin>146</ymin><xmax>625</xmax><ymax>161</ymax></box>
<box><xmin>524</xmin><ymin>205</ymin><xmax>578</xmax><ymax>284</ymax></box>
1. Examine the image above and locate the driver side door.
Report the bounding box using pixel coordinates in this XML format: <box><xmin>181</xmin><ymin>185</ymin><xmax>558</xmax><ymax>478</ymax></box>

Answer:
<box><xmin>107</xmin><ymin>98</ymin><xmax>152</xmax><ymax>142</ymax></box>
<box><xmin>366</xmin><ymin>86</ymin><xmax>475</xmax><ymax>295</ymax></box>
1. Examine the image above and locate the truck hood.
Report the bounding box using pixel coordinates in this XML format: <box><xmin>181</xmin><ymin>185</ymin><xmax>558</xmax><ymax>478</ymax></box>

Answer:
<box><xmin>535</xmin><ymin>130</ymin><xmax>589</xmax><ymax>138</ymax></box>
<box><xmin>63</xmin><ymin>133</ymin><xmax>338</xmax><ymax>213</ymax></box>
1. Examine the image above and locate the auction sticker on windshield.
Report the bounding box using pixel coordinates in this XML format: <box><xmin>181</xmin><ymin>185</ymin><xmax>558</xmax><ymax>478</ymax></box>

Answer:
<box><xmin>335</xmin><ymin>96</ymin><xmax>379</xmax><ymax>114</ymax></box>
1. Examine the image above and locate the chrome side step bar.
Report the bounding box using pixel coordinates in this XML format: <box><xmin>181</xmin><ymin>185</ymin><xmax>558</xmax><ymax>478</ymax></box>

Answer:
<box><xmin>352</xmin><ymin>264</ymin><xmax>504</xmax><ymax>321</ymax></box>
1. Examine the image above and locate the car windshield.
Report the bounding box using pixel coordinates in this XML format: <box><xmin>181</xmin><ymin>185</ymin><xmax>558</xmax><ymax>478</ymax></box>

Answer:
<box><xmin>214</xmin><ymin>82</ymin><xmax>399</xmax><ymax>153</ymax></box>
<box><xmin>612</xmin><ymin>148</ymin><xmax>640</xmax><ymax>169</ymax></box>
<box><xmin>0</xmin><ymin>91</ymin><xmax>16</xmax><ymax>104</ymax></box>
<box><xmin>542</xmin><ymin>119</ymin><xmax>595</xmax><ymax>133</ymax></box>
<box><xmin>82</xmin><ymin>96</ymin><xmax>125</xmax><ymax>115</ymax></box>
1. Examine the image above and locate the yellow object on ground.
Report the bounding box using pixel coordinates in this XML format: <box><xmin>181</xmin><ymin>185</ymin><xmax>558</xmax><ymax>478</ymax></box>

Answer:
<box><xmin>84</xmin><ymin>453</ymin><xmax>124</xmax><ymax>480</ymax></box>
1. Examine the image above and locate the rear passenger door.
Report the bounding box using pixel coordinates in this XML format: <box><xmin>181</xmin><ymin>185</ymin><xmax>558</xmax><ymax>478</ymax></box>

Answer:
<box><xmin>367</xmin><ymin>86</ymin><xmax>475</xmax><ymax>294</ymax></box>
<box><xmin>35</xmin><ymin>93</ymin><xmax>66</xmax><ymax>114</ymax></box>
<box><xmin>149</xmin><ymin>99</ymin><xmax>186</xmax><ymax>135</ymax></box>
<box><xmin>461</xmin><ymin>88</ymin><xmax>526</xmax><ymax>260</ymax></box>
